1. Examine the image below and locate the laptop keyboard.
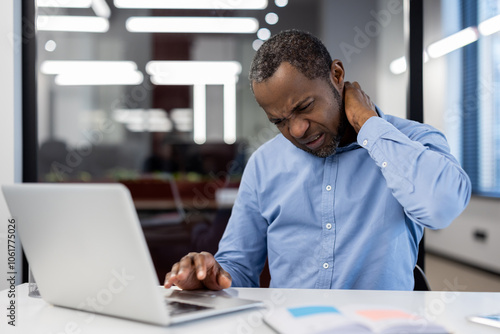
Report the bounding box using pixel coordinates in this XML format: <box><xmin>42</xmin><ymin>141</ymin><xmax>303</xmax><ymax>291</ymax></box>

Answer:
<box><xmin>165</xmin><ymin>300</ymin><xmax>212</xmax><ymax>316</ymax></box>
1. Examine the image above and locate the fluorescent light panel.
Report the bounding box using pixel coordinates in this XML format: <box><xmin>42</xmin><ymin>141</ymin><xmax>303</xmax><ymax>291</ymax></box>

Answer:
<box><xmin>193</xmin><ymin>84</ymin><xmax>207</xmax><ymax>144</ymax></box>
<box><xmin>389</xmin><ymin>53</ymin><xmax>430</xmax><ymax>75</ymax></box>
<box><xmin>55</xmin><ymin>71</ymin><xmax>143</xmax><ymax>85</ymax></box>
<box><xmin>37</xmin><ymin>15</ymin><xmax>109</xmax><ymax>32</ymax></box>
<box><xmin>37</xmin><ymin>0</ymin><xmax>92</xmax><ymax>7</ymax></box>
<box><xmin>115</xmin><ymin>109</ymin><xmax>173</xmax><ymax>132</ymax></box>
<box><xmin>41</xmin><ymin>61</ymin><xmax>143</xmax><ymax>85</ymax></box>
<box><xmin>146</xmin><ymin>61</ymin><xmax>242</xmax><ymax>85</ymax></box>
<box><xmin>126</xmin><ymin>17</ymin><xmax>258</xmax><ymax>34</ymax></box>
<box><xmin>390</xmin><ymin>16</ymin><xmax>499</xmax><ymax>74</ymax></box>
<box><xmin>223</xmin><ymin>82</ymin><xmax>236</xmax><ymax>144</ymax></box>
<box><xmin>478</xmin><ymin>14</ymin><xmax>500</xmax><ymax>36</ymax></box>
<box><xmin>41</xmin><ymin>60</ymin><xmax>138</xmax><ymax>74</ymax></box>
<box><xmin>127</xmin><ymin>123</ymin><xmax>172</xmax><ymax>132</ymax></box>
<box><xmin>171</xmin><ymin>108</ymin><xmax>193</xmax><ymax>132</ymax></box>
<box><xmin>115</xmin><ymin>0</ymin><xmax>267</xmax><ymax>10</ymax></box>
<box><xmin>427</xmin><ymin>27</ymin><xmax>479</xmax><ymax>58</ymax></box>
<box><xmin>147</xmin><ymin>61</ymin><xmax>241</xmax><ymax>143</ymax></box>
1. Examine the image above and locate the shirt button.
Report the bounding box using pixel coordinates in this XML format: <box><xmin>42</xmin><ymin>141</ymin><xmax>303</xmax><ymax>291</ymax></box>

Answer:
<box><xmin>326</xmin><ymin>185</ymin><xmax>332</xmax><ymax>191</ymax></box>
<box><xmin>323</xmin><ymin>263</ymin><xmax>329</xmax><ymax>269</ymax></box>
<box><xmin>326</xmin><ymin>223</ymin><xmax>332</xmax><ymax>230</ymax></box>
<box><xmin>382</xmin><ymin>161</ymin><xmax>388</xmax><ymax>168</ymax></box>
<box><xmin>362</xmin><ymin>139</ymin><xmax>368</xmax><ymax>146</ymax></box>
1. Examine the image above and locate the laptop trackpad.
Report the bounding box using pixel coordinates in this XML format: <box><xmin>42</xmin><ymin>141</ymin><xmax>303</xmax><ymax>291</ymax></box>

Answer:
<box><xmin>165</xmin><ymin>289</ymin><xmax>230</xmax><ymax>305</ymax></box>
<box><xmin>165</xmin><ymin>300</ymin><xmax>212</xmax><ymax>316</ymax></box>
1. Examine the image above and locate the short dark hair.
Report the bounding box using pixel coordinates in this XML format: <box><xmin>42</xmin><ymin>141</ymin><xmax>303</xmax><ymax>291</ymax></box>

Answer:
<box><xmin>249</xmin><ymin>29</ymin><xmax>333</xmax><ymax>84</ymax></box>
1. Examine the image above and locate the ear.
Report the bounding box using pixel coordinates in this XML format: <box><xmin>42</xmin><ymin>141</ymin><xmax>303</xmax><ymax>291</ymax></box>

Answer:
<box><xmin>329</xmin><ymin>59</ymin><xmax>345</xmax><ymax>90</ymax></box>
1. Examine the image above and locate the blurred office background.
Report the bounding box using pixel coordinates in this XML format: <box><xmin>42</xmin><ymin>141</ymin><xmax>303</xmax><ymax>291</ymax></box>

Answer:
<box><xmin>1</xmin><ymin>0</ymin><xmax>499</xmax><ymax>291</ymax></box>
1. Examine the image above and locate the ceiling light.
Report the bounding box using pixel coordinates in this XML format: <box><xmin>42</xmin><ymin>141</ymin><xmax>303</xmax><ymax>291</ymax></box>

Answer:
<box><xmin>37</xmin><ymin>15</ymin><xmax>109</xmax><ymax>32</ymax></box>
<box><xmin>114</xmin><ymin>109</ymin><xmax>167</xmax><ymax>123</ymax></box>
<box><xmin>257</xmin><ymin>28</ymin><xmax>271</xmax><ymax>41</ymax></box>
<box><xmin>55</xmin><ymin>71</ymin><xmax>143</xmax><ymax>86</ymax></box>
<box><xmin>92</xmin><ymin>0</ymin><xmax>111</xmax><ymax>18</ymax></box>
<box><xmin>389</xmin><ymin>56</ymin><xmax>406</xmax><ymax>75</ymax></box>
<box><xmin>427</xmin><ymin>27</ymin><xmax>479</xmax><ymax>59</ymax></box>
<box><xmin>146</xmin><ymin>61</ymin><xmax>241</xmax><ymax>144</ymax></box>
<box><xmin>193</xmin><ymin>84</ymin><xmax>206</xmax><ymax>144</ymax></box>
<box><xmin>423</xmin><ymin>51</ymin><xmax>429</xmax><ymax>63</ymax></box>
<box><xmin>44</xmin><ymin>40</ymin><xmax>57</xmax><ymax>52</ymax></box>
<box><xmin>388</xmin><ymin>53</ymin><xmax>429</xmax><ymax>75</ymax></box>
<box><xmin>115</xmin><ymin>109</ymin><xmax>173</xmax><ymax>132</ymax></box>
<box><xmin>265</xmin><ymin>12</ymin><xmax>279</xmax><ymax>25</ymax></box>
<box><xmin>146</xmin><ymin>61</ymin><xmax>242</xmax><ymax>85</ymax></box>
<box><xmin>478</xmin><ymin>14</ymin><xmax>500</xmax><ymax>36</ymax></box>
<box><xmin>126</xmin><ymin>122</ymin><xmax>172</xmax><ymax>132</ymax></box>
<box><xmin>126</xmin><ymin>17</ymin><xmax>258</xmax><ymax>34</ymax></box>
<box><xmin>41</xmin><ymin>61</ymin><xmax>138</xmax><ymax>74</ymax></box>
<box><xmin>252</xmin><ymin>39</ymin><xmax>264</xmax><ymax>51</ymax></box>
<box><xmin>115</xmin><ymin>0</ymin><xmax>267</xmax><ymax>10</ymax></box>
<box><xmin>275</xmin><ymin>0</ymin><xmax>288</xmax><ymax>8</ymax></box>
<box><xmin>170</xmin><ymin>108</ymin><xmax>193</xmax><ymax>132</ymax></box>
<box><xmin>36</xmin><ymin>0</ymin><xmax>92</xmax><ymax>7</ymax></box>
<box><xmin>223</xmin><ymin>82</ymin><xmax>236</xmax><ymax>144</ymax></box>
<box><xmin>41</xmin><ymin>61</ymin><xmax>143</xmax><ymax>85</ymax></box>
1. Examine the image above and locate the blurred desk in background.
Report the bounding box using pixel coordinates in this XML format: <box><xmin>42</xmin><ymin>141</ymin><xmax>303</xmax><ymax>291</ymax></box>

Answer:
<box><xmin>121</xmin><ymin>179</ymin><xmax>239</xmax><ymax>211</ymax></box>
<box><xmin>120</xmin><ymin>179</ymin><xmax>239</xmax><ymax>283</ymax></box>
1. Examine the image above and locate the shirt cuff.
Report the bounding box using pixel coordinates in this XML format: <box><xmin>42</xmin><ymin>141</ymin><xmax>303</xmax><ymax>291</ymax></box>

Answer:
<box><xmin>356</xmin><ymin>116</ymin><xmax>394</xmax><ymax>150</ymax></box>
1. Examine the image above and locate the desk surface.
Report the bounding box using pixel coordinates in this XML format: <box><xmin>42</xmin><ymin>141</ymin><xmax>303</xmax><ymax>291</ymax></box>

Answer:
<box><xmin>2</xmin><ymin>284</ymin><xmax>500</xmax><ymax>333</ymax></box>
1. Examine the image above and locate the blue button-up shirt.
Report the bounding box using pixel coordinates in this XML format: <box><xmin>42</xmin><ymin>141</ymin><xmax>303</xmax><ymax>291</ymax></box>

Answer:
<box><xmin>215</xmin><ymin>111</ymin><xmax>471</xmax><ymax>290</ymax></box>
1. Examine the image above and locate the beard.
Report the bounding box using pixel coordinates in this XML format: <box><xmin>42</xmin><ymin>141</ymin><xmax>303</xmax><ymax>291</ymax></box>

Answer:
<box><xmin>303</xmin><ymin>85</ymin><xmax>348</xmax><ymax>158</ymax></box>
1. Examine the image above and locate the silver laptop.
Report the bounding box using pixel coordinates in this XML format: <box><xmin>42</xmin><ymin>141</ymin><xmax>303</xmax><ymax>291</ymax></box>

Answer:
<box><xmin>2</xmin><ymin>183</ymin><xmax>263</xmax><ymax>326</ymax></box>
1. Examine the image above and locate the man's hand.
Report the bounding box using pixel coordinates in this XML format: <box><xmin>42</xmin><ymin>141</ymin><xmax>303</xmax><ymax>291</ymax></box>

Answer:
<box><xmin>164</xmin><ymin>251</ymin><xmax>232</xmax><ymax>290</ymax></box>
<box><xmin>344</xmin><ymin>81</ymin><xmax>378</xmax><ymax>133</ymax></box>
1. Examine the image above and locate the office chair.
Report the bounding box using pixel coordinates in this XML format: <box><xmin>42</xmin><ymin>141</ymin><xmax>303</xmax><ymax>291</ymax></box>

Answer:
<box><xmin>413</xmin><ymin>235</ymin><xmax>431</xmax><ymax>291</ymax></box>
<box><xmin>139</xmin><ymin>174</ymin><xmax>187</xmax><ymax>228</ymax></box>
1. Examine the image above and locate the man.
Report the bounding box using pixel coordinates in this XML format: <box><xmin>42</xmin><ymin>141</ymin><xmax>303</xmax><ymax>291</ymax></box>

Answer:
<box><xmin>164</xmin><ymin>30</ymin><xmax>471</xmax><ymax>291</ymax></box>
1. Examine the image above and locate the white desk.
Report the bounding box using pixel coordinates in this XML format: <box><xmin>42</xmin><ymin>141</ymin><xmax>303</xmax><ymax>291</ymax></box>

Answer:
<box><xmin>1</xmin><ymin>284</ymin><xmax>500</xmax><ymax>333</ymax></box>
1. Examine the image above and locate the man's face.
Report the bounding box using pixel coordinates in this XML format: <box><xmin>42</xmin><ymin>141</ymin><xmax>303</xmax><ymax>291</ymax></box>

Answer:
<box><xmin>252</xmin><ymin>62</ymin><xmax>347</xmax><ymax>158</ymax></box>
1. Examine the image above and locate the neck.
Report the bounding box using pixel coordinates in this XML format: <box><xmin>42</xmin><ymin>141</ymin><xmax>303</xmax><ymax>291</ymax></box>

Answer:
<box><xmin>339</xmin><ymin>123</ymin><xmax>357</xmax><ymax>147</ymax></box>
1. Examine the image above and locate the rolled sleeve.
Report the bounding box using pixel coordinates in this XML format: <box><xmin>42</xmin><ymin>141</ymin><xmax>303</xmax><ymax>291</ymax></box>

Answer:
<box><xmin>358</xmin><ymin>116</ymin><xmax>471</xmax><ymax>229</ymax></box>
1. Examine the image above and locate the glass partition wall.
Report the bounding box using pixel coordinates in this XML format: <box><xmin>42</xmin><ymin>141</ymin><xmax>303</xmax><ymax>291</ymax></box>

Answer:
<box><xmin>35</xmin><ymin>0</ymin><xmax>500</xmax><ymax>282</ymax></box>
<box><xmin>35</xmin><ymin>1</ymin><xmax>327</xmax><ymax>213</ymax></box>
<box><xmin>34</xmin><ymin>0</ymin><xmax>322</xmax><ymax>281</ymax></box>
<box><xmin>36</xmin><ymin>1</ymin><xmax>300</xmax><ymax>184</ymax></box>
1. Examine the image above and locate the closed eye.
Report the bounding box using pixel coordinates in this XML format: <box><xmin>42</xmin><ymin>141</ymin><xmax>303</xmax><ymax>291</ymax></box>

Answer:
<box><xmin>298</xmin><ymin>101</ymin><xmax>313</xmax><ymax>112</ymax></box>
